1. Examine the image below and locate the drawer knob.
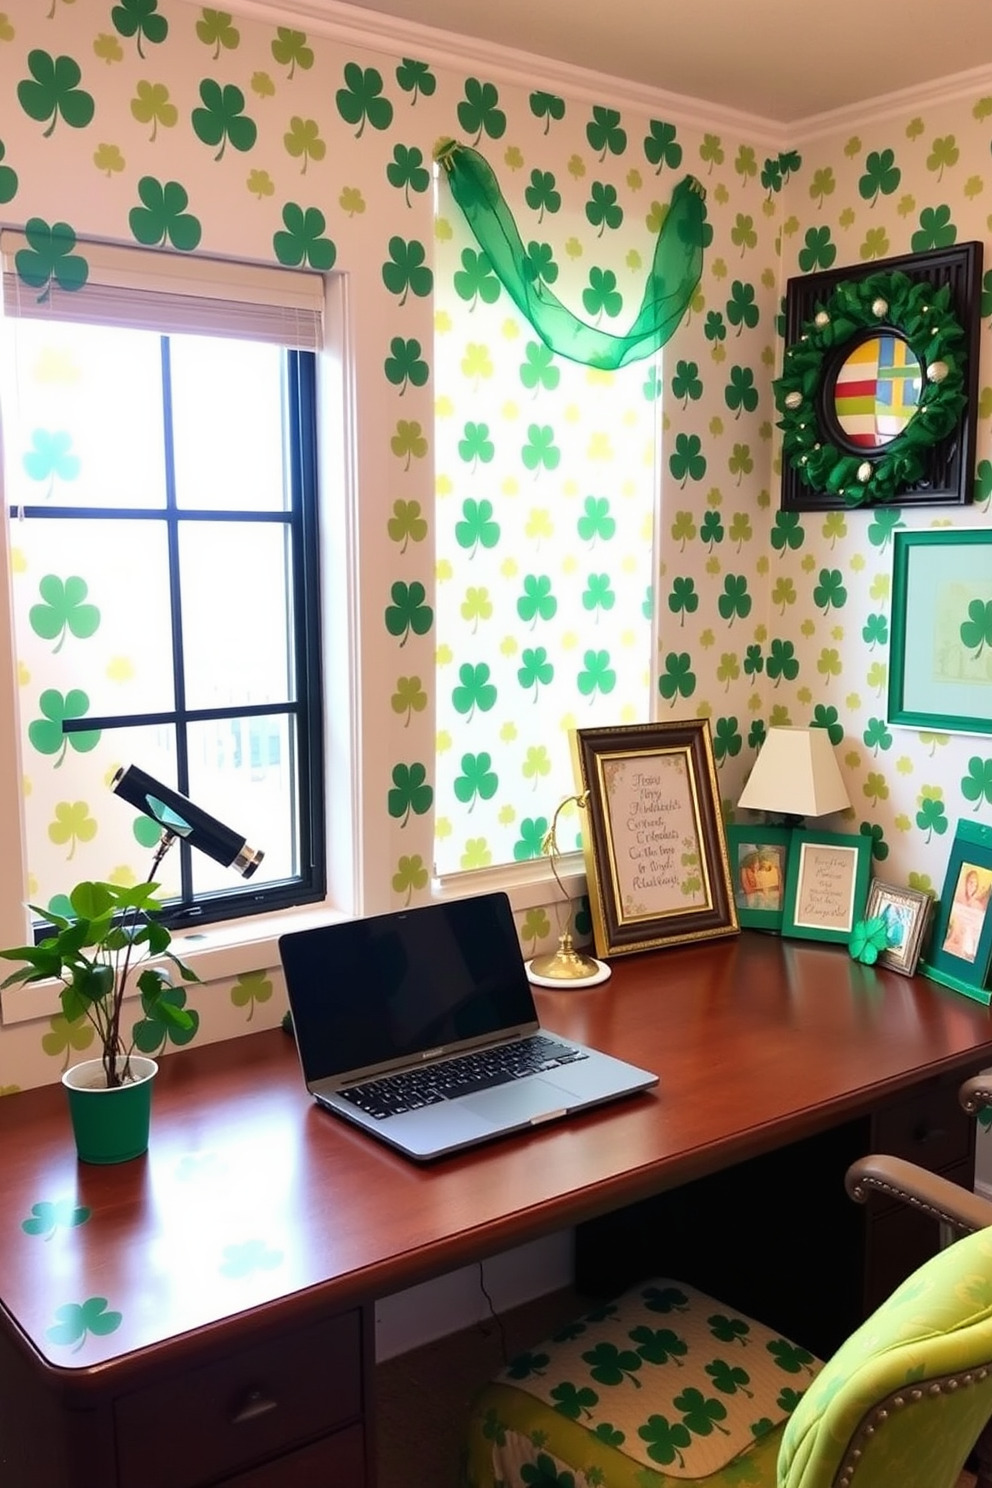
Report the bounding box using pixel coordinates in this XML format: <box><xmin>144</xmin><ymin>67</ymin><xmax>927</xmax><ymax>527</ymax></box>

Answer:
<box><xmin>232</xmin><ymin>1389</ymin><xmax>279</xmax><ymax>1425</ymax></box>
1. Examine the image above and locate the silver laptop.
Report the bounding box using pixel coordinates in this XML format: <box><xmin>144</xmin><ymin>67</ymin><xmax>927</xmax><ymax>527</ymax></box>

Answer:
<box><xmin>278</xmin><ymin>891</ymin><xmax>658</xmax><ymax>1161</ymax></box>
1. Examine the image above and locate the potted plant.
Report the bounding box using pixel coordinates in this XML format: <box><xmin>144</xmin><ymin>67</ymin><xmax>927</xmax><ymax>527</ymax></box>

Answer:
<box><xmin>0</xmin><ymin>879</ymin><xmax>199</xmax><ymax>1163</ymax></box>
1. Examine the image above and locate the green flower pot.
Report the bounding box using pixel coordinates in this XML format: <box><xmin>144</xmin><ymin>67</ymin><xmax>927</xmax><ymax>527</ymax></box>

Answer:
<box><xmin>61</xmin><ymin>1056</ymin><xmax>158</xmax><ymax>1165</ymax></box>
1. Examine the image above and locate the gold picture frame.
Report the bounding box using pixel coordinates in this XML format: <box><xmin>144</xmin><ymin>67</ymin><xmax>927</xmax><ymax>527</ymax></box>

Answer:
<box><xmin>570</xmin><ymin>719</ymin><xmax>738</xmax><ymax>960</ymax></box>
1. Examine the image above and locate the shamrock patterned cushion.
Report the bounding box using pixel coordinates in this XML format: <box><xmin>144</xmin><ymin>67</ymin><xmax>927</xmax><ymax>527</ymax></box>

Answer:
<box><xmin>463</xmin><ymin>1277</ymin><xmax>823</xmax><ymax>1488</ymax></box>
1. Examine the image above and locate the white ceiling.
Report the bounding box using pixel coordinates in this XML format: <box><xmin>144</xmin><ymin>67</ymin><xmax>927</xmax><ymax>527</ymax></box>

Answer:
<box><xmin>299</xmin><ymin>0</ymin><xmax>992</xmax><ymax>125</ymax></box>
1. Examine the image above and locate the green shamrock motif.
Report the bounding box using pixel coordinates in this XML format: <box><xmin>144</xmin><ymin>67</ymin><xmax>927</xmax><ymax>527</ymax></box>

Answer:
<box><xmin>961</xmin><ymin>599</ymin><xmax>992</xmax><ymax>657</ymax></box>
<box><xmin>587</xmin><ymin>105</ymin><xmax>626</xmax><ymax>159</ymax></box>
<box><xmin>550</xmin><ymin>1379</ymin><xmax>599</xmax><ymax>1419</ymax></box>
<box><xmin>530</xmin><ymin>91</ymin><xmax>565</xmax><ymax>134</ymax></box>
<box><xmin>577</xmin><ymin>498</ymin><xmax>615</xmax><ymax>545</ymax></box>
<box><xmin>41</xmin><ymin>1009</ymin><xmax>95</xmax><ymax>1066</ymax></box>
<box><xmin>29</xmin><ymin>575</ymin><xmax>99</xmax><ymax>653</ymax></box>
<box><xmin>384</xmin><ymin>338</ymin><xmax>429</xmax><ymax>395</ymax></box>
<box><xmin>196</xmin><ymin>9</ymin><xmax>240</xmax><ymax>58</ymax></box>
<box><xmin>520</xmin><ymin>1451</ymin><xmax>574</xmax><ymax>1486</ymax></box>
<box><xmin>675</xmin><ymin>1385</ymin><xmax>729</xmax><ymax>1437</ymax></box>
<box><xmin>583</xmin><ymin>1339</ymin><xmax>642</xmax><ymax>1387</ymax></box>
<box><xmin>582</xmin><ymin>574</ymin><xmax>615</xmax><ymax>615</ymax></box>
<box><xmin>391</xmin><ymin>420</ymin><xmax>428</xmax><ymax>469</ymax></box>
<box><xmin>725</xmin><ymin>365</ymin><xmax>758</xmax><ymax>417</ymax></box>
<box><xmin>629</xmin><ymin>1324</ymin><xmax>688</xmax><ymax>1366</ymax></box>
<box><xmin>810</xmin><ymin>706</ymin><xmax>843</xmax><ymax>745</ymax></box>
<box><xmin>453</xmin><ymin>752</ymin><xmax>498</xmax><ymax>809</ymax></box>
<box><xmin>47</xmin><ymin>1298</ymin><xmax>122</xmax><ymax>1351</ymax></box>
<box><xmin>767</xmin><ymin>1338</ymin><xmax>815</xmax><ymax>1373</ymax></box>
<box><xmin>700</xmin><ymin>511</ymin><xmax>724</xmax><ymax>548</ymax></box>
<box><xmin>384</xmin><ymin>581</ymin><xmax>433</xmax><ymax>646</ymax></box>
<box><xmin>386</xmin><ymin>499</ymin><xmax>428</xmax><ymax>550</ymax></box>
<box><xmin>132</xmin><ymin>983</ymin><xmax>200</xmax><ymax>1053</ymax></box>
<box><xmin>220</xmin><ymin>1239</ymin><xmax>283</xmax><ymax>1278</ymax></box>
<box><xmin>523</xmin><ymin>242</ymin><xmax>559</xmax><ymax>290</ymax></box>
<box><xmin>129</xmin><ymin>177</ymin><xmax>201</xmax><ymax>250</ymax></box>
<box><xmin>521</xmin><ymin>425</ymin><xmax>560</xmax><ymax>473</ymax></box>
<box><xmin>859</xmin><ymin>148</ymin><xmax>901</xmax><ymax>204</ymax></box>
<box><xmin>48</xmin><ymin>799</ymin><xmax>98</xmax><ymax>858</ymax></box>
<box><xmin>457</xmin><ymin>77</ymin><xmax>506</xmax><ymax>145</ymax></box>
<box><xmin>28</xmin><ymin>689</ymin><xmax>99</xmax><ymax>764</ymax></box>
<box><xmin>505</xmin><ymin>1347</ymin><xmax>551</xmax><ymax>1380</ymax></box>
<box><xmin>392</xmin><ymin>854</ymin><xmax>429</xmax><ymax>902</ymax></box>
<box><xmin>387</xmin><ymin>762</ymin><xmax>433</xmax><ymax>824</ymax></box>
<box><xmin>452</xmin><ymin>663</ymin><xmax>497</xmax><ymax>719</ymax></box>
<box><xmin>911</xmin><ymin>204</ymin><xmax>957</xmax><ymax>252</ymax></box>
<box><xmin>14</xmin><ymin>218</ymin><xmax>88</xmax><ymax>304</ymax></box>
<box><xmin>513</xmin><ymin>817</ymin><xmax>549</xmax><ymax>861</ymax></box>
<box><xmin>658</xmin><ymin>652</ymin><xmax>695</xmax><ymax>704</ymax></box>
<box><xmin>669</xmin><ymin>433</ymin><xmax>706</xmax><ymax>486</ymax></box>
<box><xmin>336</xmin><ymin>62</ymin><xmax>393</xmax><ymax>138</ymax></box>
<box><xmin>230</xmin><ymin>970</ymin><xmax>273</xmax><ymax>1020</ymax></box>
<box><xmin>391</xmin><ymin>676</ymin><xmax>428</xmax><ymax>723</ymax></box>
<box><xmin>517</xmin><ymin>575</ymin><xmax>557</xmax><ymax>626</ymax></box>
<box><xmin>708</xmin><ymin>1313</ymin><xmax>751</xmax><ymax>1345</ymax></box>
<box><xmin>962</xmin><ymin>757</ymin><xmax>992</xmax><ymax>810</ymax></box>
<box><xmin>18</xmin><ymin>51</ymin><xmax>95</xmax><ymax>137</ymax></box>
<box><xmin>382</xmin><ymin>237</ymin><xmax>433</xmax><ymax>303</ymax></box>
<box><xmin>458</xmin><ymin>423</ymin><xmax>494</xmax><ymax>468</ymax></box>
<box><xmin>586</xmin><ymin>182</ymin><xmax>623</xmax><ymax>236</ymax></box>
<box><xmin>812</xmin><ymin>568</ymin><xmax>847</xmax><ymax>613</ymax></box>
<box><xmin>191</xmin><ymin>79</ymin><xmax>256</xmax><ymax>160</ymax></box>
<box><xmin>111</xmin><ymin>0</ymin><xmax>168</xmax><ymax>57</ymax></box>
<box><xmin>22</xmin><ymin>430</ymin><xmax>81</xmax><ymax>495</ymax></box>
<box><xmin>797</xmin><ymin>225</ymin><xmax>836</xmax><ymax>272</ymax></box>
<box><xmin>639</xmin><ymin>1414</ymin><xmax>691</xmax><ymax>1466</ymax></box>
<box><xmin>916</xmin><ymin>793</ymin><xmax>948</xmax><ymax>841</ymax></box>
<box><xmin>0</xmin><ymin>139</ymin><xmax>18</xmax><ymax>205</ymax></box>
<box><xmin>520</xmin><ymin>342</ymin><xmax>560</xmax><ymax>393</ymax></box>
<box><xmin>386</xmin><ymin>143</ymin><xmax>430</xmax><ymax>204</ymax></box>
<box><xmin>453</xmin><ymin>247</ymin><xmax>501</xmax><ymax>307</ymax></box>
<box><xmin>717</xmin><ymin>575</ymin><xmax>751</xmax><ymax>623</ymax></box>
<box><xmin>577</xmin><ymin>649</ymin><xmax>616</xmax><ymax>698</ymax></box>
<box><xmin>713</xmin><ymin>717</ymin><xmax>742</xmax><ymax>762</ymax></box>
<box><xmin>849</xmin><ymin>915</ymin><xmax>890</xmax><ymax>966</ymax></box>
<box><xmin>271</xmin><ymin>27</ymin><xmax>314</xmax><ymax>78</ymax></box>
<box><xmin>395</xmin><ymin>58</ymin><xmax>436</xmax><ymax>102</ymax></box>
<box><xmin>705</xmin><ymin>1358</ymin><xmax>752</xmax><ymax>1396</ymax></box>
<box><xmin>455</xmin><ymin>497</ymin><xmax>500</xmax><ymax>552</ymax></box>
<box><xmin>524</xmin><ymin>169</ymin><xmax>561</xmax><ymax>222</ymax></box>
<box><xmin>22</xmin><ymin>1199</ymin><xmax>91</xmax><ymax>1238</ymax></box>
<box><xmin>273</xmin><ymin>203</ymin><xmax>336</xmax><ymax>270</ymax></box>
<box><xmin>582</xmin><ymin>266</ymin><xmax>622</xmax><ymax>319</ymax></box>
<box><xmin>642</xmin><ymin>1284</ymin><xmax>689</xmax><ymax>1314</ymax></box>
<box><xmin>284</xmin><ymin>117</ymin><xmax>325</xmax><ymax>174</ymax></box>
<box><xmin>644</xmin><ymin>118</ymin><xmax>682</xmax><ymax>173</ymax></box>
<box><xmin>766</xmin><ymin>639</ymin><xmax>799</xmax><ymax>685</ymax></box>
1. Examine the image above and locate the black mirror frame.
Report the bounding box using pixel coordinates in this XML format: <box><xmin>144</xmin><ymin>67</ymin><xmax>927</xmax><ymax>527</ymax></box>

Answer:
<box><xmin>774</xmin><ymin>242</ymin><xmax>983</xmax><ymax>511</ymax></box>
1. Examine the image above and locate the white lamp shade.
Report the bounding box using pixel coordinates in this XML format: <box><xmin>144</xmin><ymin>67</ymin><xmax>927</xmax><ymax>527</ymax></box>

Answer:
<box><xmin>737</xmin><ymin>726</ymin><xmax>851</xmax><ymax>818</ymax></box>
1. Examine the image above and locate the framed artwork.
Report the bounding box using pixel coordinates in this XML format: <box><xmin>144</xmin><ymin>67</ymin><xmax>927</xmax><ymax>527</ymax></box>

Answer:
<box><xmin>920</xmin><ymin>820</ymin><xmax>992</xmax><ymax>1005</ymax></box>
<box><xmin>781</xmin><ymin>830</ymin><xmax>873</xmax><ymax>944</ymax></box>
<box><xmin>725</xmin><ymin>824</ymin><xmax>792</xmax><ymax>931</ymax></box>
<box><xmin>569</xmin><ymin>719</ymin><xmax>738</xmax><ymax>959</ymax></box>
<box><xmin>774</xmin><ymin>242</ymin><xmax>982</xmax><ymax>511</ymax></box>
<box><xmin>863</xmin><ymin>877</ymin><xmax>934</xmax><ymax>977</ymax></box>
<box><xmin>888</xmin><ymin>529</ymin><xmax>992</xmax><ymax>737</ymax></box>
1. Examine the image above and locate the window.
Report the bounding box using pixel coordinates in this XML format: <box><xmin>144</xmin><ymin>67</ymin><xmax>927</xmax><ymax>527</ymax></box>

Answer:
<box><xmin>1</xmin><ymin>233</ymin><xmax>325</xmax><ymax>929</ymax></box>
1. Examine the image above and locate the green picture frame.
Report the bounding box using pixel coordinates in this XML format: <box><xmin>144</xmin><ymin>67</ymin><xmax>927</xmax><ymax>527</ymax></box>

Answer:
<box><xmin>919</xmin><ymin>819</ymin><xmax>992</xmax><ymax>1006</ymax></box>
<box><xmin>888</xmin><ymin>529</ymin><xmax>992</xmax><ymax>737</ymax></box>
<box><xmin>724</xmin><ymin>824</ymin><xmax>792</xmax><ymax>931</ymax></box>
<box><xmin>781</xmin><ymin>830</ymin><xmax>872</xmax><ymax>944</ymax></box>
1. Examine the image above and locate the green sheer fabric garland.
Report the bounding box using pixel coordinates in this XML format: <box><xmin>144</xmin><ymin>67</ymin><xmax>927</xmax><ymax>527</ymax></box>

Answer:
<box><xmin>435</xmin><ymin>139</ymin><xmax>706</xmax><ymax>371</ymax></box>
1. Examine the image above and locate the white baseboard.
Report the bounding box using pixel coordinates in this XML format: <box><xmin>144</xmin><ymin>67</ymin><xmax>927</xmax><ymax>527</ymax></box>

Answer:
<box><xmin>374</xmin><ymin>1228</ymin><xmax>574</xmax><ymax>1361</ymax></box>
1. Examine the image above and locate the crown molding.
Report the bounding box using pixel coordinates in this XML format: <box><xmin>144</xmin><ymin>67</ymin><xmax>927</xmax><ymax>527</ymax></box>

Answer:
<box><xmin>791</xmin><ymin>62</ymin><xmax>992</xmax><ymax>143</ymax></box>
<box><xmin>218</xmin><ymin>0</ymin><xmax>789</xmax><ymax>147</ymax></box>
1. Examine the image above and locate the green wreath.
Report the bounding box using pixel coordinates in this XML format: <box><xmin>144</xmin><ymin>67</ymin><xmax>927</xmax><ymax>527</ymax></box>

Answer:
<box><xmin>773</xmin><ymin>268</ymin><xmax>967</xmax><ymax>507</ymax></box>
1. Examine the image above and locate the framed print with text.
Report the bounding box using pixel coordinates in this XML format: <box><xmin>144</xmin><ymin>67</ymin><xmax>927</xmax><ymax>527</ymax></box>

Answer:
<box><xmin>725</xmin><ymin>824</ymin><xmax>792</xmax><ymax>932</ymax></box>
<box><xmin>782</xmin><ymin>830</ymin><xmax>872</xmax><ymax>944</ymax></box>
<box><xmin>920</xmin><ymin>819</ymin><xmax>992</xmax><ymax>1005</ymax></box>
<box><xmin>570</xmin><ymin>719</ymin><xmax>738</xmax><ymax>960</ymax></box>
<box><xmin>888</xmin><ymin>529</ymin><xmax>992</xmax><ymax>737</ymax></box>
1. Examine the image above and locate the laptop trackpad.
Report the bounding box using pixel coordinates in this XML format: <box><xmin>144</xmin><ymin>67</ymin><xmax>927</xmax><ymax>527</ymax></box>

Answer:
<box><xmin>462</xmin><ymin>1077</ymin><xmax>576</xmax><ymax>1128</ymax></box>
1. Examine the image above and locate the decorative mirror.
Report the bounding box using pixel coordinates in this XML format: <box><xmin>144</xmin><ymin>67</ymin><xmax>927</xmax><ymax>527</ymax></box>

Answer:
<box><xmin>774</xmin><ymin>242</ymin><xmax>982</xmax><ymax>511</ymax></box>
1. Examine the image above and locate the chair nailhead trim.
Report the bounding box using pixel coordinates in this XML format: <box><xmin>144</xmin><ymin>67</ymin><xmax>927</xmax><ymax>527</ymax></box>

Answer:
<box><xmin>836</xmin><ymin>1368</ymin><xmax>987</xmax><ymax>1485</ymax></box>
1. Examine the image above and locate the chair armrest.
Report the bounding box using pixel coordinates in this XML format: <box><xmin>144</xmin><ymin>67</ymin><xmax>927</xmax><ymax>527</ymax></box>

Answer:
<box><xmin>845</xmin><ymin>1154</ymin><xmax>992</xmax><ymax>1234</ymax></box>
<box><xmin>959</xmin><ymin>1074</ymin><xmax>992</xmax><ymax>1115</ymax></box>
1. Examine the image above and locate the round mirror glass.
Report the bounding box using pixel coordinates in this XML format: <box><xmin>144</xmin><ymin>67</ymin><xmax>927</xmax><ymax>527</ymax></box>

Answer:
<box><xmin>832</xmin><ymin>333</ymin><xmax>922</xmax><ymax>450</ymax></box>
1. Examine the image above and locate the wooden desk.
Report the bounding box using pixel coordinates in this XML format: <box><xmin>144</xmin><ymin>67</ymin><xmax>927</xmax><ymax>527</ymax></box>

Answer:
<box><xmin>1</xmin><ymin>933</ymin><xmax>991</xmax><ymax>1486</ymax></box>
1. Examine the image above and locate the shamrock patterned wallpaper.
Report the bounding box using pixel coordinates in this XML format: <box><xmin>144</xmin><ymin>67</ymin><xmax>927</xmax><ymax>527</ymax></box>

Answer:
<box><xmin>0</xmin><ymin>0</ymin><xmax>990</xmax><ymax>1094</ymax></box>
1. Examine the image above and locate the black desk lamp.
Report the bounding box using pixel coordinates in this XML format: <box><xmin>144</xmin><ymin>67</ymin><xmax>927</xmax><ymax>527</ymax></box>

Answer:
<box><xmin>111</xmin><ymin>764</ymin><xmax>264</xmax><ymax>879</ymax></box>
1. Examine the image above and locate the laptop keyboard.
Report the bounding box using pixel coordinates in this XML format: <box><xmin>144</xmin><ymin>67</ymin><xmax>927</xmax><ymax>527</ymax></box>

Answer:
<box><xmin>339</xmin><ymin>1034</ymin><xmax>589</xmax><ymax>1120</ymax></box>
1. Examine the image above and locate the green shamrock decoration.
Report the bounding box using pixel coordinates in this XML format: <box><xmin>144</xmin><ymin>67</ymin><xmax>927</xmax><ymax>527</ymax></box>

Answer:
<box><xmin>849</xmin><ymin>915</ymin><xmax>891</xmax><ymax>965</ymax></box>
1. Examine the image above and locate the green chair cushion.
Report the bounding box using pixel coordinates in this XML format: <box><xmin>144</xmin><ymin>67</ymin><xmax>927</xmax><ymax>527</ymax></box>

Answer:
<box><xmin>466</xmin><ymin>1278</ymin><xmax>823</xmax><ymax>1485</ymax></box>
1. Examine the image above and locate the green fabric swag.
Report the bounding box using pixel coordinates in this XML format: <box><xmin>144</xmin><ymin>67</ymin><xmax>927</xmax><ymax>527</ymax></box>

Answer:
<box><xmin>435</xmin><ymin>139</ymin><xmax>706</xmax><ymax>371</ymax></box>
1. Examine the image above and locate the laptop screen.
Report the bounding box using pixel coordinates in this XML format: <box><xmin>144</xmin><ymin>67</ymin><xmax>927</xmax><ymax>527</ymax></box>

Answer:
<box><xmin>279</xmin><ymin>892</ymin><xmax>540</xmax><ymax>1084</ymax></box>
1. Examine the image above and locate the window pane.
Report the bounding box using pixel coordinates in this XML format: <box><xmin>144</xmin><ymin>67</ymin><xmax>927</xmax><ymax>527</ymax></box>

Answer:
<box><xmin>179</xmin><ymin>522</ymin><xmax>293</xmax><ymax>710</ymax></box>
<box><xmin>187</xmin><ymin>714</ymin><xmax>297</xmax><ymax>888</ymax></box>
<box><xmin>170</xmin><ymin>337</ymin><xmax>289</xmax><ymax>512</ymax></box>
<box><xmin>4</xmin><ymin>319</ymin><xmax>166</xmax><ymax>511</ymax></box>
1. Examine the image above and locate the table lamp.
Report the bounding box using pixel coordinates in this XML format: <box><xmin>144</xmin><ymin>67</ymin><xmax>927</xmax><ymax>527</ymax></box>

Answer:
<box><xmin>736</xmin><ymin>726</ymin><xmax>850</xmax><ymax>825</ymax></box>
<box><xmin>526</xmin><ymin>792</ymin><xmax>610</xmax><ymax>987</ymax></box>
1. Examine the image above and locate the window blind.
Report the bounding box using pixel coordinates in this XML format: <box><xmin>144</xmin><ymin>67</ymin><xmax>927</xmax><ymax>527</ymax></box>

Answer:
<box><xmin>0</xmin><ymin>230</ymin><xmax>325</xmax><ymax>350</ymax></box>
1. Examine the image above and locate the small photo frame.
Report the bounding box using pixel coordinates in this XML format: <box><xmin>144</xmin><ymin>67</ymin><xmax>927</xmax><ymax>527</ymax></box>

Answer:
<box><xmin>863</xmin><ymin>878</ymin><xmax>934</xmax><ymax>977</ymax></box>
<box><xmin>921</xmin><ymin>820</ymin><xmax>992</xmax><ymax>1004</ymax></box>
<box><xmin>782</xmin><ymin>830</ymin><xmax>872</xmax><ymax>944</ymax></box>
<box><xmin>569</xmin><ymin>719</ymin><xmax>739</xmax><ymax>959</ymax></box>
<box><xmin>725</xmin><ymin>825</ymin><xmax>792</xmax><ymax>931</ymax></box>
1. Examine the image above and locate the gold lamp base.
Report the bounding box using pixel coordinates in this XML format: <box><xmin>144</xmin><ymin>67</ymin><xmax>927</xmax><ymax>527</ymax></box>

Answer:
<box><xmin>529</xmin><ymin>929</ymin><xmax>601</xmax><ymax>982</ymax></box>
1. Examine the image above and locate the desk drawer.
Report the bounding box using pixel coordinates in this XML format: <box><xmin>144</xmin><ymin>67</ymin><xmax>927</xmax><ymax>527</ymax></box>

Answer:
<box><xmin>116</xmin><ymin>1309</ymin><xmax>362</xmax><ymax>1488</ymax></box>
<box><xmin>217</xmin><ymin>1424</ymin><xmax>365</xmax><ymax>1487</ymax></box>
<box><xmin>872</xmin><ymin>1082</ymin><xmax>972</xmax><ymax>1176</ymax></box>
